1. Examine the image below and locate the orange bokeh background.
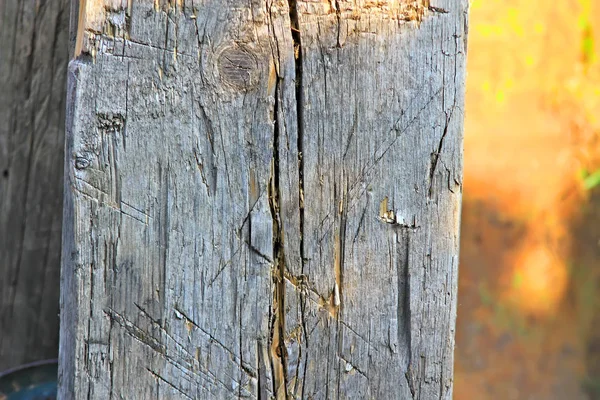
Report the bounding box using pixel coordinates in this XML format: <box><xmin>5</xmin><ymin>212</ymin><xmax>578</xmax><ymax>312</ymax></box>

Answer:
<box><xmin>455</xmin><ymin>0</ymin><xmax>600</xmax><ymax>398</ymax></box>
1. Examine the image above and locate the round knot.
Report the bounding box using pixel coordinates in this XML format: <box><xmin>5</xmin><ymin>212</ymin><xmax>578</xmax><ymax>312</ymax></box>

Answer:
<box><xmin>217</xmin><ymin>46</ymin><xmax>259</xmax><ymax>90</ymax></box>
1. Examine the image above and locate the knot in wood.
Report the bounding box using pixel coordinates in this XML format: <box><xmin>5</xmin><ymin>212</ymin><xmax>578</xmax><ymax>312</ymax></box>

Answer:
<box><xmin>217</xmin><ymin>46</ymin><xmax>259</xmax><ymax>90</ymax></box>
<box><xmin>75</xmin><ymin>156</ymin><xmax>91</xmax><ymax>170</ymax></box>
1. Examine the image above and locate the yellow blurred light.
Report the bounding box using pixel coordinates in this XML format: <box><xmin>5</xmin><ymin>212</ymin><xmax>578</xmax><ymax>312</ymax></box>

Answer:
<box><xmin>495</xmin><ymin>89</ymin><xmax>506</xmax><ymax>104</ymax></box>
<box><xmin>525</xmin><ymin>55</ymin><xmax>535</xmax><ymax>66</ymax></box>
<box><xmin>509</xmin><ymin>245</ymin><xmax>568</xmax><ymax>317</ymax></box>
<box><xmin>534</xmin><ymin>22</ymin><xmax>545</xmax><ymax>34</ymax></box>
<box><xmin>482</xmin><ymin>80</ymin><xmax>491</xmax><ymax>92</ymax></box>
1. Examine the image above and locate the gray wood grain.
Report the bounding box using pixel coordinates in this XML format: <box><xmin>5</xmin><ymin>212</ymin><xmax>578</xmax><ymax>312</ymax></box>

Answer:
<box><xmin>0</xmin><ymin>0</ymin><xmax>69</xmax><ymax>370</ymax></box>
<box><xmin>60</xmin><ymin>0</ymin><xmax>467</xmax><ymax>398</ymax></box>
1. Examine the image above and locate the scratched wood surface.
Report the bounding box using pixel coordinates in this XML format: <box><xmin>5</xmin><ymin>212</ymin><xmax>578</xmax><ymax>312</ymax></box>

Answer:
<box><xmin>60</xmin><ymin>0</ymin><xmax>467</xmax><ymax>398</ymax></box>
<box><xmin>0</xmin><ymin>0</ymin><xmax>69</xmax><ymax>370</ymax></box>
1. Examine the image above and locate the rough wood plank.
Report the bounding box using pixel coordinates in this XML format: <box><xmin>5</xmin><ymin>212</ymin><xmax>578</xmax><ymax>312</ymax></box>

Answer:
<box><xmin>277</xmin><ymin>1</ymin><xmax>467</xmax><ymax>398</ymax></box>
<box><xmin>0</xmin><ymin>0</ymin><xmax>70</xmax><ymax>370</ymax></box>
<box><xmin>60</xmin><ymin>0</ymin><xmax>467</xmax><ymax>398</ymax></box>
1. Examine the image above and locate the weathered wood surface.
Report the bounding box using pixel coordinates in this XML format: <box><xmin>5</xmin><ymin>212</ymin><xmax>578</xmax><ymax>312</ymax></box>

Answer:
<box><xmin>0</xmin><ymin>0</ymin><xmax>69</xmax><ymax>370</ymax></box>
<box><xmin>60</xmin><ymin>0</ymin><xmax>467</xmax><ymax>398</ymax></box>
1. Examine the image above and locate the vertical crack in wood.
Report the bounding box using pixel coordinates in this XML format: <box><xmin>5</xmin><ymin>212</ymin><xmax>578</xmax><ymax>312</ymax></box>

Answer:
<box><xmin>399</xmin><ymin>228</ymin><xmax>416</xmax><ymax>399</ymax></box>
<box><xmin>158</xmin><ymin>162</ymin><xmax>169</xmax><ymax>316</ymax></box>
<box><xmin>427</xmin><ymin>107</ymin><xmax>454</xmax><ymax>200</ymax></box>
<box><xmin>268</xmin><ymin>73</ymin><xmax>289</xmax><ymax>399</ymax></box>
<box><xmin>287</xmin><ymin>0</ymin><xmax>305</xmax><ymax>291</ymax></box>
<box><xmin>333</xmin><ymin>0</ymin><xmax>342</xmax><ymax>47</ymax></box>
<box><xmin>287</xmin><ymin>1</ymin><xmax>309</xmax><ymax>397</ymax></box>
<box><xmin>397</xmin><ymin>230</ymin><xmax>412</xmax><ymax>368</ymax></box>
<box><xmin>257</xmin><ymin>340</ymin><xmax>271</xmax><ymax>400</ymax></box>
<box><xmin>334</xmin><ymin>178</ymin><xmax>348</xmax><ymax>398</ymax></box>
<box><xmin>257</xmin><ymin>340</ymin><xmax>263</xmax><ymax>400</ymax></box>
<box><xmin>333</xmin><ymin>179</ymin><xmax>347</xmax><ymax>318</ymax></box>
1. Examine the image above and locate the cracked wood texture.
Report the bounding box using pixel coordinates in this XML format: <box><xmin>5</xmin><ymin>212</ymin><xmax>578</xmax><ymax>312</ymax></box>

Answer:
<box><xmin>0</xmin><ymin>0</ymin><xmax>69</xmax><ymax>370</ymax></box>
<box><xmin>60</xmin><ymin>0</ymin><xmax>467</xmax><ymax>398</ymax></box>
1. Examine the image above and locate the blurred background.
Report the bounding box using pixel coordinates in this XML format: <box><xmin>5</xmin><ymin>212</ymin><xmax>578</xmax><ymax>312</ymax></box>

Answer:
<box><xmin>455</xmin><ymin>0</ymin><xmax>600</xmax><ymax>398</ymax></box>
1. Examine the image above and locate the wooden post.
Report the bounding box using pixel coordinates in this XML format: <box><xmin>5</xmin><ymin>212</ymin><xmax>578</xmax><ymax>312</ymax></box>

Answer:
<box><xmin>60</xmin><ymin>0</ymin><xmax>467</xmax><ymax>398</ymax></box>
<box><xmin>0</xmin><ymin>0</ymin><xmax>70</xmax><ymax>370</ymax></box>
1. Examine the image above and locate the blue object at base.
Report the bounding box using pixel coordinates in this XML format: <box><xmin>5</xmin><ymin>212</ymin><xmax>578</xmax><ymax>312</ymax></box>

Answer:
<box><xmin>0</xmin><ymin>360</ymin><xmax>57</xmax><ymax>400</ymax></box>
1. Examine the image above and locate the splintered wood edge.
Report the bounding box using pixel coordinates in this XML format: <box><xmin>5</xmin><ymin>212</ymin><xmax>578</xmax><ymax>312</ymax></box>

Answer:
<box><xmin>74</xmin><ymin>0</ymin><xmax>135</xmax><ymax>58</ymax></box>
<box><xmin>73</xmin><ymin>0</ymin><xmax>85</xmax><ymax>57</ymax></box>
